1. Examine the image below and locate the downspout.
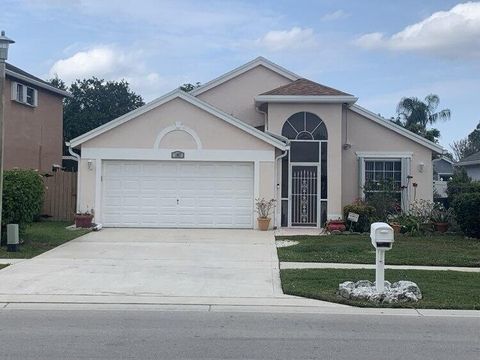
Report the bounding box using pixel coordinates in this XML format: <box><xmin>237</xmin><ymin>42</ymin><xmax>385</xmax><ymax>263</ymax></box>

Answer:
<box><xmin>66</xmin><ymin>141</ymin><xmax>81</xmax><ymax>213</ymax></box>
<box><xmin>255</xmin><ymin>105</ymin><xmax>268</xmax><ymax>130</ymax></box>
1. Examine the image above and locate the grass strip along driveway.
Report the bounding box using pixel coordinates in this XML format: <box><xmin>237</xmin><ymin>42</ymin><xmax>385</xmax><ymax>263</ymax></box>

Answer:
<box><xmin>277</xmin><ymin>234</ymin><xmax>480</xmax><ymax>267</ymax></box>
<box><xmin>0</xmin><ymin>221</ymin><xmax>90</xmax><ymax>259</ymax></box>
<box><xmin>281</xmin><ymin>268</ymin><xmax>480</xmax><ymax>310</ymax></box>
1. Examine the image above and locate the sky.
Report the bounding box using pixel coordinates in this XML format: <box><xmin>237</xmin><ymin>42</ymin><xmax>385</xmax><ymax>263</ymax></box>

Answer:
<box><xmin>2</xmin><ymin>0</ymin><xmax>480</xmax><ymax>151</ymax></box>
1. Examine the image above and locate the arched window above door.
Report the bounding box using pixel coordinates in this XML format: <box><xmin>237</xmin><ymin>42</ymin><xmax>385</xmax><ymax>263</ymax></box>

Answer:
<box><xmin>281</xmin><ymin>112</ymin><xmax>328</xmax><ymax>140</ymax></box>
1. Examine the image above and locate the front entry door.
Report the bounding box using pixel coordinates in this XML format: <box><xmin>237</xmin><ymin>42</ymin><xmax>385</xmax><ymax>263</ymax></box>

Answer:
<box><xmin>290</xmin><ymin>165</ymin><xmax>318</xmax><ymax>227</ymax></box>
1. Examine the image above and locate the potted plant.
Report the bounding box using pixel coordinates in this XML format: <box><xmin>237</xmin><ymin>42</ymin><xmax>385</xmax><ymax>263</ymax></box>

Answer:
<box><xmin>431</xmin><ymin>204</ymin><xmax>453</xmax><ymax>233</ymax></box>
<box><xmin>74</xmin><ymin>209</ymin><xmax>94</xmax><ymax>228</ymax></box>
<box><xmin>326</xmin><ymin>218</ymin><xmax>346</xmax><ymax>232</ymax></box>
<box><xmin>255</xmin><ymin>198</ymin><xmax>275</xmax><ymax>231</ymax></box>
<box><xmin>387</xmin><ymin>214</ymin><xmax>401</xmax><ymax>234</ymax></box>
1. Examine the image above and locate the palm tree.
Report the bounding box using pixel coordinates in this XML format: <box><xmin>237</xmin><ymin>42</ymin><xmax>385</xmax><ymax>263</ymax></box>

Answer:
<box><xmin>395</xmin><ymin>94</ymin><xmax>451</xmax><ymax>142</ymax></box>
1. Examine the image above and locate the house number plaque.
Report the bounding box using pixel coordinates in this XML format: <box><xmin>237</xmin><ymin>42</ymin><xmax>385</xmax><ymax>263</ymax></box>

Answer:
<box><xmin>171</xmin><ymin>151</ymin><xmax>185</xmax><ymax>159</ymax></box>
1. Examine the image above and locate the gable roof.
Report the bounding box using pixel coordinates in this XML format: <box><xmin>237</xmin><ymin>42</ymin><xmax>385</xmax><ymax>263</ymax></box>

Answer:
<box><xmin>6</xmin><ymin>63</ymin><xmax>71</xmax><ymax>98</ymax></box>
<box><xmin>261</xmin><ymin>78</ymin><xmax>352</xmax><ymax>96</ymax></box>
<box><xmin>67</xmin><ymin>89</ymin><xmax>287</xmax><ymax>150</ymax></box>
<box><xmin>190</xmin><ymin>56</ymin><xmax>300</xmax><ymax>96</ymax></box>
<box><xmin>349</xmin><ymin>104</ymin><xmax>444</xmax><ymax>154</ymax></box>
<box><xmin>456</xmin><ymin>151</ymin><xmax>480</xmax><ymax>166</ymax></box>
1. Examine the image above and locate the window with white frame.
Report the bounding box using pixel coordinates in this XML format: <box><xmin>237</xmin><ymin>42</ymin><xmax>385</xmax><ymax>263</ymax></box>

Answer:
<box><xmin>357</xmin><ymin>154</ymin><xmax>412</xmax><ymax>211</ymax></box>
<box><xmin>364</xmin><ymin>159</ymin><xmax>402</xmax><ymax>202</ymax></box>
<box><xmin>12</xmin><ymin>82</ymin><xmax>37</xmax><ymax>107</ymax></box>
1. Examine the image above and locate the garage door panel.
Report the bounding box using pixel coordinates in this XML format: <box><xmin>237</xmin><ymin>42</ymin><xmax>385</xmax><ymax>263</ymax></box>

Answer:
<box><xmin>102</xmin><ymin>161</ymin><xmax>254</xmax><ymax>228</ymax></box>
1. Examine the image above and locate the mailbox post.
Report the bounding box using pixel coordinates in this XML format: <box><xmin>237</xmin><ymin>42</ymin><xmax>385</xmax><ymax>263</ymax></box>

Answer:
<box><xmin>370</xmin><ymin>222</ymin><xmax>394</xmax><ymax>293</ymax></box>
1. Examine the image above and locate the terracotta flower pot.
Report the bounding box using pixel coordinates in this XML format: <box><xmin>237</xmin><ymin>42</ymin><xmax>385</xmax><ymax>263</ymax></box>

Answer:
<box><xmin>434</xmin><ymin>222</ymin><xmax>449</xmax><ymax>233</ymax></box>
<box><xmin>327</xmin><ymin>220</ymin><xmax>346</xmax><ymax>232</ymax></box>
<box><xmin>389</xmin><ymin>223</ymin><xmax>401</xmax><ymax>234</ymax></box>
<box><xmin>75</xmin><ymin>214</ymin><xmax>94</xmax><ymax>228</ymax></box>
<box><xmin>257</xmin><ymin>217</ymin><xmax>271</xmax><ymax>231</ymax></box>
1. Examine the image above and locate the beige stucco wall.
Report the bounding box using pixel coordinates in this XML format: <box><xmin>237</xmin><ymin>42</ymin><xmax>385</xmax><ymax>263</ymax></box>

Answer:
<box><xmin>82</xmin><ymin>97</ymin><xmax>273</xmax><ymax>151</ymax></box>
<box><xmin>342</xmin><ymin>109</ymin><xmax>434</xmax><ymax>206</ymax></box>
<box><xmin>78</xmin><ymin>159</ymin><xmax>96</xmax><ymax>214</ymax></box>
<box><xmin>259</xmin><ymin>161</ymin><xmax>275</xmax><ymax>229</ymax></box>
<box><xmin>267</xmin><ymin>103</ymin><xmax>344</xmax><ymax>219</ymax></box>
<box><xmin>197</xmin><ymin>65</ymin><xmax>293</xmax><ymax>128</ymax></box>
<box><xmin>4</xmin><ymin>77</ymin><xmax>63</xmax><ymax>172</ymax></box>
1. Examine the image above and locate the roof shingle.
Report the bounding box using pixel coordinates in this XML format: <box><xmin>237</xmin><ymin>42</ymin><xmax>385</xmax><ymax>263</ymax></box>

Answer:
<box><xmin>260</xmin><ymin>78</ymin><xmax>352</xmax><ymax>96</ymax></box>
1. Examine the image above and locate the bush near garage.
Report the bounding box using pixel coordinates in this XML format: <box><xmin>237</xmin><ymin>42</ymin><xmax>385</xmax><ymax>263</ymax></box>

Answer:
<box><xmin>2</xmin><ymin>169</ymin><xmax>44</xmax><ymax>239</ymax></box>
<box><xmin>452</xmin><ymin>193</ymin><xmax>480</xmax><ymax>239</ymax></box>
<box><xmin>343</xmin><ymin>200</ymin><xmax>376</xmax><ymax>233</ymax></box>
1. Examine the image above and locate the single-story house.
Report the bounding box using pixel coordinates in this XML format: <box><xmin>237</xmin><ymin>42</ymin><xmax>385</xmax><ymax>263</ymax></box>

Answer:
<box><xmin>68</xmin><ymin>57</ymin><xmax>444</xmax><ymax>229</ymax></box>
<box><xmin>455</xmin><ymin>151</ymin><xmax>480</xmax><ymax>180</ymax></box>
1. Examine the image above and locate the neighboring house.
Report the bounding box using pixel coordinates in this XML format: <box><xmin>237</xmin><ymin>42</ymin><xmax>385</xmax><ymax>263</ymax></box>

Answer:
<box><xmin>433</xmin><ymin>156</ymin><xmax>454</xmax><ymax>198</ymax></box>
<box><xmin>68</xmin><ymin>57</ymin><xmax>444</xmax><ymax>229</ymax></box>
<box><xmin>455</xmin><ymin>151</ymin><xmax>480</xmax><ymax>180</ymax></box>
<box><xmin>4</xmin><ymin>63</ymin><xmax>70</xmax><ymax>173</ymax></box>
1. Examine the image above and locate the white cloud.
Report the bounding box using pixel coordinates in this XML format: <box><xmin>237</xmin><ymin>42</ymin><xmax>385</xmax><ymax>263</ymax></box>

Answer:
<box><xmin>321</xmin><ymin>10</ymin><xmax>350</xmax><ymax>21</ymax></box>
<box><xmin>255</xmin><ymin>27</ymin><xmax>316</xmax><ymax>51</ymax></box>
<box><xmin>355</xmin><ymin>2</ymin><xmax>480</xmax><ymax>58</ymax></box>
<box><xmin>48</xmin><ymin>45</ymin><xmax>180</xmax><ymax>101</ymax></box>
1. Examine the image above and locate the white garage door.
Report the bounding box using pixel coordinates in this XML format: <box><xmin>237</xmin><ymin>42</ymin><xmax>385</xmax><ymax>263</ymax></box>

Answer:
<box><xmin>102</xmin><ymin>161</ymin><xmax>254</xmax><ymax>228</ymax></box>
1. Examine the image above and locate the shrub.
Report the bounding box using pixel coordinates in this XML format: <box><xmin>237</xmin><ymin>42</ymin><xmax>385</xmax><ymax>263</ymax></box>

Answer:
<box><xmin>343</xmin><ymin>200</ymin><xmax>375</xmax><ymax>233</ymax></box>
<box><xmin>2</xmin><ymin>169</ymin><xmax>44</xmax><ymax>234</ymax></box>
<box><xmin>363</xmin><ymin>179</ymin><xmax>401</xmax><ymax>221</ymax></box>
<box><xmin>452</xmin><ymin>193</ymin><xmax>480</xmax><ymax>238</ymax></box>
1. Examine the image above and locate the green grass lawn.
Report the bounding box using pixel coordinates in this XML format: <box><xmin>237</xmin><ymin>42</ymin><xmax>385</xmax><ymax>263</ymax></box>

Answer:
<box><xmin>281</xmin><ymin>268</ymin><xmax>480</xmax><ymax>309</ymax></box>
<box><xmin>0</xmin><ymin>221</ymin><xmax>90</xmax><ymax>259</ymax></box>
<box><xmin>277</xmin><ymin>234</ymin><xmax>480</xmax><ymax>267</ymax></box>
<box><xmin>0</xmin><ymin>264</ymin><xmax>8</xmax><ymax>270</ymax></box>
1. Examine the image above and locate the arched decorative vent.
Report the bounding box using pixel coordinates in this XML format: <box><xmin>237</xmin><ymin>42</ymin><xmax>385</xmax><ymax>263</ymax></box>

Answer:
<box><xmin>281</xmin><ymin>112</ymin><xmax>327</xmax><ymax>140</ymax></box>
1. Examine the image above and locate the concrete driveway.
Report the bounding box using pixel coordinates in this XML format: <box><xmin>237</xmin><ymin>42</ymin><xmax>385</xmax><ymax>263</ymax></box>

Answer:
<box><xmin>0</xmin><ymin>229</ymin><xmax>282</xmax><ymax>299</ymax></box>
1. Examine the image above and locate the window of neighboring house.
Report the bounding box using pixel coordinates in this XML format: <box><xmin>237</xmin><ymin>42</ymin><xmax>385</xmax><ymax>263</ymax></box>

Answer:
<box><xmin>364</xmin><ymin>159</ymin><xmax>402</xmax><ymax>202</ymax></box>
<box><xmin>438</xmin><ymin>173</ymin><xmax>453</xmax><ymax>181</ymax></box>
<box><xmin>13</xmin><ymin>82</ymin><xmax>37</xmax><ymax>107</ymax></box>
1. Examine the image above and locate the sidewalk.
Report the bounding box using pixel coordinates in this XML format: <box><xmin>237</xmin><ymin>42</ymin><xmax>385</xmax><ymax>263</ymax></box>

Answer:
<box><xmin>280</xmin><ymin>262</ymin><xmax>480</xmax><ymax>272</ymax></box>
<box><xmin>0</xmin><ymin>259</ymin><xmax>27</xmax><ymax>264</ymax></box>
<box><xmin>0</xmin><ymin>294</ymin><xmax>478</xmax><ymax>318</ymax></box>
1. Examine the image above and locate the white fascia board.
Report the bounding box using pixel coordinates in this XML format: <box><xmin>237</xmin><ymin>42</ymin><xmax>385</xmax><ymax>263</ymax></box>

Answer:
<box><xmin>255</xmin><ymin>95</ymin><xmax>358</xmax><ymax>104</ymax></box>
<box><xmin>190</xmin><ymin>57</ymin><xmax>300</xmax><ymax>96</ymax></box>
<box><xmin>69</xmin><ymin>89</ymin><xmax>287</xmax><ymax>151</ymax></box>
<box><xmin>455</xmin><ymin>160</ymin><xmax>480</xmax><ymax>166</ymax></box>
<box><xmin>6</xmin><ymin>69</ymin><xmax>72</xmax><ymax>98</ymax></box>
<box><xmin>355</xmin><ymin>151</ymin><xmax>413</xmax><ymax>158</ymax></box>
<box><xmin>350</xmin><ymin>104</ymin><xmax>444</xmax><ymax>154</ymax></box>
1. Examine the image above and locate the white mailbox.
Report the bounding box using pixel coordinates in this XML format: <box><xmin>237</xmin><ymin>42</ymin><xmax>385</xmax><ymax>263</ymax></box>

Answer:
<box><xmin>370</xmin><ymin>222</ymin><xmax>395</xmax><ymax>293</ymax></box>
<box><xmin>370</xmin><ymin>222</ymin><xmax>394</xmax><ymax>250</ymax></box>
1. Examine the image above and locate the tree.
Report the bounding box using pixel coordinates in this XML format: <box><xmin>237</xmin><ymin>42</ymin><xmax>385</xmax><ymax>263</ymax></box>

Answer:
<box><xmin>393</xmin><ymin>94</ymin><xmax>450</xmax><ymax>143</ymax></box>
<box><xmin>180</xmin><ymin>82</ymin><xmax>201</xmax><ymax>92</ymax></box>
<box><xmin>61</xmin><ymin>77</ymin><xmax>144</xmax><ymax>146</ymax></box>
<box><xmin>450</xmin><ymin>122</ymin><xmax>480</xmax><ymax>160</ymax></box>
<box><xmin>48</xmin><ymin>75</ymin><xmax>67</xmax><ymax>91</ymax></box>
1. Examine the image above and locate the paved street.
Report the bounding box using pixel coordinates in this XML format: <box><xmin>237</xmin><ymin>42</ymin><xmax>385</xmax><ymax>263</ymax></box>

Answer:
<box><xmin>0</xmin><ymin>308</ymin><xmax>478</xmax><ymax>360</ymax></box>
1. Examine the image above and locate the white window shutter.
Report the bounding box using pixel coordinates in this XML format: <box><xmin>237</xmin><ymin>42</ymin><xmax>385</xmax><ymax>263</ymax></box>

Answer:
<box><xmin>358</xmin><ymin>156</ymin><xmax>365</xmax><ymax>199</ymax></box>
<box><xmin>401</xmin><ymin>157</ymin><xmax>412</xmax><ymax>211</ymax></box>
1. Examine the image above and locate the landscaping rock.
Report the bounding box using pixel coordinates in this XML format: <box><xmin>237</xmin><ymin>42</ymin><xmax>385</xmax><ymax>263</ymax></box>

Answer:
<box><xmin>338</xmin><ymin>280</ymin><xmax>422</xmax><ymax>304</ymax></box>
<box><xmin>275</xmin><ymin>240</ymin><xmax>299</xmax><ymax>248</ymax></box>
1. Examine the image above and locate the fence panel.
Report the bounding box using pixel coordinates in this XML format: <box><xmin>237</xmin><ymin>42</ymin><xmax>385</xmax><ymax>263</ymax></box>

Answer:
<box><xmin>42</xmin><ymin>171</ymin><xmax>77</xmax><ymax>221</ymax></box>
